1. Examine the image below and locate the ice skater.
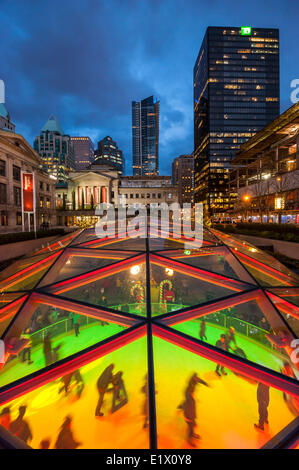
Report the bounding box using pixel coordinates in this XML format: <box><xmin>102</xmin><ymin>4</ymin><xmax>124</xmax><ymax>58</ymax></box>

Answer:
<box><xmin>55</xmin><ymin>416</ymin><xmax>81</xmax><ymax>449</ymax></box>
<box><xmin>43</xmin><ymin>331</ymin><xmax>53</xmax><ymax>367</ymax></box>
<box><xmin>95</xmin><ymin>363</ymin><xmax>114</xmax><ymax>416</ymax></box>
<box><xmin>20</xmin><ymin>329</ymin><xmax>33</xmax><ymax>365</ymax></box>
<box><xmin>254</xmin><ymin>383</ymin><xmax>270</xmax><ymax>431</ymax></box>
<box><xmin>0</xmin><ymin>407</ymin><xmax>11</xmax><ymax>430</ymax></box>
<box><xmin>199</xmin><ymin>318</ymin><xmax>207</xmax><ymax>341</ymax></box>
<box><xmin>178</xmin><ymin>373</ymin><xmax>209</xmax><ymax>447</ymax></box>
<box><xmin>225</xmin><ymin>326</ymin><xmax>237</xmax><ymax>352</ymax></box>
<box><xmin>215</xmin><ymin>334</ymin><xmax>228</xmax><ymax>377</ymax></box>
<box><xmin>9</xmin><ymin>406</ymin><xmax>33</xmax><ymax>445</ymax></box>
<box><xmin>111</xmin><ymin>371</ymin><xmax>128</xmax><ymax>413</ymax></box>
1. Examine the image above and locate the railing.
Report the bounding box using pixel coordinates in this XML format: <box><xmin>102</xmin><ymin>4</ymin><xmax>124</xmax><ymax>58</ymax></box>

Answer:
<box><xmin>30</xmin><ymin>316</ymin><xmax>99</xmax><ymax>345</ymax></box>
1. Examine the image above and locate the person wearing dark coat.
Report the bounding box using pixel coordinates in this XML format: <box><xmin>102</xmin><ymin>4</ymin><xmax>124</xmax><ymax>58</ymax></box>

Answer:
<box><xmin>9</xmin><ymin>406</ymin><xmax>32</xmax><ymax>444</ymax></box>
<box><xmin>43</xmin><ymin>332</ymin><xmax>53</xmax><ymax>367</ymax></box>
<box><xmin>254</xmin><ymin>383</ymin><xmax>270</xmax><ymax>431</ymax></box>
<box><xmin>178</xmin><ymin>373</ymin><xmax>209</xmax><ymax>447</ymax></box>
<box><xmin>199</xmin><ymin>318</ymin><xmax>207</xmax><ymax>341</ymax></box>
<box><xmin>55</xmin><ymin>416</ymin><xmax>81</xmax><ymax>449</ymax></box>
<box><xmin>95</xmin><ymin>363</ymin><xmax>115</xmax><ymax>416</ymax></box>
<box><xmin>215</xmin><ymin>334</ymin><xmax>228</xmax><ymax>376</ymax></box>
<box><xmin>111</xmin><ymin>371</ymin><xmax>128</xmax><ymax>413</ymax></box>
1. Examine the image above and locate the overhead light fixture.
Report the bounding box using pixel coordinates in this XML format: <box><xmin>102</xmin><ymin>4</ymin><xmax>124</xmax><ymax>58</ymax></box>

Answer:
<box><xmin>130</xmin><ymin>265</ymin><xmax>140</xmax><ymax>275</ymax></box>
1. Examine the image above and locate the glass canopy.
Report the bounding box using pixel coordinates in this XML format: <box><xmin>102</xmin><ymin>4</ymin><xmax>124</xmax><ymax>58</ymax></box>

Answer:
<box><xmin>0</xmin><ymin>228</ymin><xmax>298</xmax><ymax>449</ymax></box>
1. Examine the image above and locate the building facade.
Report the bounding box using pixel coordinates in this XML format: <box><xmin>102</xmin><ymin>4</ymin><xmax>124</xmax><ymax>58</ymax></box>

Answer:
<box><xmin>71</xmin><ymin>136</ymin><xmax>94</xmax><ymax>170</ymax></box>
<box><xmin>194</xmin><ymin>26</ymin><xmax>279</xmax><ymax>218</ymax></box>
<box><xmin>0</xmin><ymin>104</ymin><xmax>15</xmax><ymax>132</ymax></box>
<box><xmin>94</xmin><ymin>135</ymin><xmax>123</xmax><ymax>174</ymax></box>
<box><xmin>0</xmin><ymin>130</ymin><xmax>56</xmax><ymax>232</ymax></box>
<box><xmin>55</xmin><ymin>165</ymin><xmax>119</xmax><ymax>227</ymax></box>
<box><xmin>119</xmin><ymin>176</ymin><xmax>178</xmax><ymax>207</ymax></box>
<box><xmin>229</xmin><ymin>102</ymin><xmax>299</xmax><ymax>224</ymax></box>
<box><xmin>172</xmin><ymin>154</ymin><xmax>194</xmax><ymax>205</ymax></box>
<box><xmin>34</xmin><ymin>115</ymin><xmax>75</xmax><ymax>183</ymax></box>
<box><xmin>132</xmin><ymin>96</ymin><xmax>160</xmax><ymax>176</ymax></box>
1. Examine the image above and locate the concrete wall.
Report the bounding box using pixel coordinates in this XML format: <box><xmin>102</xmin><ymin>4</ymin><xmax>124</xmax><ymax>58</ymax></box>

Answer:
<box><xmin>0</xmin><ymin>235</ymin><xmax>59</xmax><ymax>262</ymax></box>
<box><xmin>234</xmin><ymin>234</ymin><xmax>299</xmax><ymax>260</ymax></box>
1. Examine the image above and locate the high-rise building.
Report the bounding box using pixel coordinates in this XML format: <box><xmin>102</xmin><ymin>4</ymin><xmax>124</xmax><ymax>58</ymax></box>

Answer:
<box><xmin>0</xmin><ymin>103</ymin><xmax>15</xmax><ymax>132</ymax></box>
<box><xmin>132</xmin><ymin>96</ymin><xmax>160</xmax><ymax>176</ymax></box>
<box><xmin>193</xmin><ymin>26</ymin><xmax>279</xmax><ymax>217</ymax></box>
<box><xmin>94</xmin><ymin>135</ymin><xmax>124</xmax><ymax>174</ymax></box>
<box><xmin>34</xmin><ymin>115</ymin><xmax>75</xmax><ymax>183</ymax></box>
<box><xmin>172</xmin><ymin>154</ymin><xmax>194</xmax><ymax>204</ymax></box>
<box><xmin>71</xmin><ymin>136</ymin><xmax>94</xmax><ymax>170</ymax></box>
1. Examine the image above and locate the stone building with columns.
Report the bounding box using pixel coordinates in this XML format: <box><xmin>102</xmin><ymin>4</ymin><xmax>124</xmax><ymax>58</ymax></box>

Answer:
<box><xmin>0</xmin><ymin>130</ymin><xmax>56</xmax><ymax>233</ymax></box>
<box><xmin>55</xmin><ymin>163</ymin><xmax>119</xmax><ymax>227</ymax></box>
<box><xmin>229</xmin><ymin>102</ymin><xmax>299</xmax><ymax>223</ymax></box>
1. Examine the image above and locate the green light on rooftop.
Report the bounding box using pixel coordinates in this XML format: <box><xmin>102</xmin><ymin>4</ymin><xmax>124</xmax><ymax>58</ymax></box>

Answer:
<box><xmin>241</xmin><ymin>26</ymin><xmax>252</xmax><ymax>36</ymax></box>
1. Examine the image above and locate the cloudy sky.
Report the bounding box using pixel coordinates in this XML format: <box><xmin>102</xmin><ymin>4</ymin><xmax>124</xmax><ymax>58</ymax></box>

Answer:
<box><xmin>1</xmin><ymin>0</ymin><xmax>298</xmax><ymax>174</ymax></box>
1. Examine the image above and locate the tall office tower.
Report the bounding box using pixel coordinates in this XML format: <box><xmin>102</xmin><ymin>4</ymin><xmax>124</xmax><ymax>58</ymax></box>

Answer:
<box><xmin>193</xmin><ymin>26</ymin><xmax>279</xmax><ymax>217</ymax></box>
<box><xmin>94</xmin><ymin>135</ymin><xmax>124</xmax><ymax>174</ymax></box>
<box><xmin>34</xmin><ymin>115</ymin><xmax>75</xmax><ymax>182</ymax></box>
<box><xmin>172</xmin><ymin>154</ymin><xmax>194</xmax><ymax>204</ymax></box>
<box><xmin>71</xmin><ymin>136</ymin><xmax>94</xmax><ymax>170</ymax></box>
<box><xmin>132</xmin><ymin>96</ymin><xmax>160</xmax><ymax>176</ymax></box>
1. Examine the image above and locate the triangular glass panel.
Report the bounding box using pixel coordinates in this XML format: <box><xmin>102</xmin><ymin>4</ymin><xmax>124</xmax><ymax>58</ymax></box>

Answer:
<box><xmin>161</xmin><ymin>290</ymin><xmax>298</xmax><ymax>378</ymax></box>
<box><xmin>0</xmin><ymin>335</ymin><xmax>149</xmax><ymax>449</ymax></box>
<box><xmin>0</xmin><ymin>252</ymin><xmax>61</xmax><ymax>292</ymax></box>
<box><xmin>150</xmin><ymin>254</ymin><xmax>252</xmax><ymax>317</ymax></box>
<box><xmin>0</xmin><ymin>295</ymin><xmax>27</xmax><ymax>337</ymax></box>
<box><xmin>46</xmin><ymin>255</ymin><xmax>147</xmax><ymax>317</ymax></box>
<box><xmin>267</xmin><ymin>287</ymin><xmax>299</xmax><ymax>308</ymax></box>
<box><xmin>0</xmin><ymin>292</ymin><xmax>137</xmax><ymax>389</ymax></box>
<box><xmin>211</xmin><ymin>229</ymin><xmax>299</xmax><ymax>286</ymax></box>
<box><xmin>267</xmin><ymin>290</ymin><xmax>299</xmax><ymax>338</ymax></box>
<box><xmin>79</xmin><ymin>236</ymin><xmax>146</xmax><ymax>251</ymax></box>
<box><xmin>156</xmin><ymin>246</ymin><xmax>256</xmax><ymax>285</ymax></box>
<box><xmin>26</xmin><ymin>231</ymin><xmax>80</xmax><ymax>257</ymax></box>
<box><xmin>152</xmin><ymin>335</ymin><xmax>298</xmax><ymax>449</ymax></box>
<box><xmin>38</xmin><ymin>249</ymin><xmax>140</xmax><ymax>287</ymax></box>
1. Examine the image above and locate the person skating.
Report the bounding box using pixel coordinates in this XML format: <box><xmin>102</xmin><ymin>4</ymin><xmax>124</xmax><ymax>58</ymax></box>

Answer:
<box><xmin>0</xmin><ymin>407</ymin><xmax>11</xmax><ymax>430</ymax></box>
<box><xmin>111</xmin><ymin>371</ymin><xmax>128</xmax><ymax>413</ymax></box>
<box><xmin>254</xmin><ymin>383</ymin><xmax>270</xmax><ymax>431</ymax></box>
<box><xmin>69</xmin><ymin>312</ymin><xmax>80</xmax><ymax>337</ymax></box>
<box><xmin>199</xmin><ymin>318</ymin><xmax>207</xmax><ymax>341</ymax></box>
<box><xmin>20</xmin><ymin>329</ymin><xmax>33</xmax><ymax>365</ymax></box>
<box><xmin>95</xmin><ymin>363</ymin><xmax>114</xmax><ymax>416</ymax></box>
<box><xmin>178</xmin><ymin>373</ymin><xmax>209</xmax><ymax>447</ymax></box>
<box><xmin>54</xmin><ymin>416</ymin><xmax>81</xmax><ymax>449</ymax></box>
<box><xmin>9</xmin><ymin>406</ymin><xmax>33</xmax><ymax>445</ymax></box>
<box><xmin>215</xmin><ymin>334</ymin><xmax>228</xmax><ymax>376</ymax></box>
<box><xmin>225</xmin><ymin>326</ymin><xmax>237</xmax><ymax>351</ymax></box>
<box><xmin>43</xmin><ymin>331</ymin><xmax>53</xmax><ymax>367</ymax></box>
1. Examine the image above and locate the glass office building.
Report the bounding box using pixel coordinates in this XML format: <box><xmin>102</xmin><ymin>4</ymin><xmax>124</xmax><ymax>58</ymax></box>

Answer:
<box><xmin>193</xmin><ymin>27</ymin><xmax>279</xmax><ymax>217</ymax></box>
<box><xmin>132</xmin><ymin>96</ymin><xmax>160</xmax><ymax>176</ymax></box>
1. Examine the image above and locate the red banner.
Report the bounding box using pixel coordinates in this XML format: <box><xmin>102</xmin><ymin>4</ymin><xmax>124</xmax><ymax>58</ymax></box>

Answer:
<box><xmin>22</xmin><ymin>173</ymin><xmax>34</xmax><ymax>212</ymax></box>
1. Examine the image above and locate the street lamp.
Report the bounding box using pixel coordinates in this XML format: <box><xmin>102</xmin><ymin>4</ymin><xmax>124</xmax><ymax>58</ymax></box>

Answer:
<box><xmin>242</xmin><ymin>194</ymin><xmax>251</xmax><ymax>221</ymax></box>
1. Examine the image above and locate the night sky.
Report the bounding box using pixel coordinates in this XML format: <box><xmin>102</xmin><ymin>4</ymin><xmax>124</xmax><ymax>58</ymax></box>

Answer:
<box><xmin>1</xmin><ymin>0</ymin><xmax>298</xmax><ymax>174</ymax></box>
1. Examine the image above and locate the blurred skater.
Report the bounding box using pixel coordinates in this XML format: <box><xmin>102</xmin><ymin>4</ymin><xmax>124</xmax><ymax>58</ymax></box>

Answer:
<box><xmin>0</xmin><ymin>407</ymin><xmax>11</xmax><ymax>430</ymax></box>
<box><xmin>254</xmin><ymin>383</ymin><xmax>270</xmax><ymax>431</ymax></box>
<box><xmin>39</xmin><ymin>439</ymin><xmax>51</xmax><ymax>449</ymax></box>
<box><xmin>141</xmin><ymin>375</ymin><xmax>149</xmax><ymax>429</ymax></box>
<box><xmin>111</xmin><ymin>371</ymin><xmax>128</xmax><ymax>413</ymax></box>
<box><xmin>69</xmin><ymin>312</ymin><xmax>80</xmax><ymax>337</ymax></box>
<box><xmin>59</xmin><ymin>372</ymin><xmax>73</xmax><ymax>396</ymax></box>
<box><xmin>199</xmin><ymin>318</ymin><xmax>207</xmax><ymax>341</ymax></box>
<box><xmin>178</xmin><ymin>373</ymin><xmax>209</xmax><ymax>447</ymax></box>
<box><xmin>9</xmin><ymin>406</ymin><xmax>32</xmax><ymax>444</ymax></box>
<box><xmin>20</xmin><ymin>329</ymin><xmax>33</xmax><ymax>365</ymax></box>
<box><xmin>95</xmin><ymin>364</ymin><xmax>114</xmax><ymax>416</ymax></box>
<box><xmin>43</xmin><ymin>332</ymin><xmax>53</xmax><ymax>367</ymax></box>
<box><xmin>215</xmin><ymin>334</ymin><xmax>228</xmax><ymax>376</ymax></box>
<box><xmin>225</xmin><ymin>326</ymin><xmax>237</xmax><ymax>351</ymax></box>
<box><xmin>55</xmin><ymin>416</ymin><xmax>81</xmax><ymax>449</ymax></box>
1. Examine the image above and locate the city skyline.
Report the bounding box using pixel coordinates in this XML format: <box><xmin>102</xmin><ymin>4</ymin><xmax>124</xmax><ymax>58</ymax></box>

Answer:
<box><xmin>1</xmin><ymin>0</ymin><xmax>299</xmax><ymax>176</ymax></box>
